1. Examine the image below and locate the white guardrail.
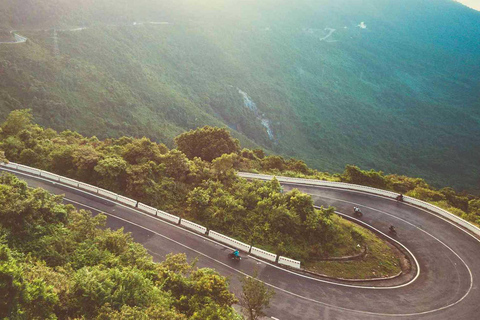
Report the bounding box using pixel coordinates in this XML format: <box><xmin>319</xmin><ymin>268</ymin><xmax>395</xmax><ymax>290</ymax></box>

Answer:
<box><xmin>157</xmin><ymin>210</ymin><xmax>181</xmax><ymax>224</ymax></box>
<box><xmin>59</xmin><ymin>176</ymin><xmax>79</xmax><ymax>187</ymax></box>
<box><xmin>250</xmin><ymin>246</ymin><xmax>277</xmax><ymax>262</ymax></box>
<box><xmin>278</xmin><ymin>256</ymin><xmax>302</xmax><ymax>269</ymax></box>
<box><xmin>238</xmin><ymin>172</ymin><xmax>480</xmax><ymax>237</ymax></box>
<box><xmin>180</xmin><ymin>219</ymin><xmax>207</xmax><ymax>234</ymax></box>
<box><xmin>78</xmin><ymin>182</ymin><xmax>98</xmax><ymax>193</ymax></box>
<box><xmin>117</xmin><ymin>195</ymin><xmax>137</xmax><ymax>207</ymax></box>
<box><xmin>0</xmin><ymin>162</ymin><xmax>297</xmax><ymax>267</ymax></box>
<box><xmin>40</xmin><ymin>171</ymin><xmax>60</xmax><ymax>181</ymax></box>
<box><xmin>208</xmin><ymin>230</ymin><xmax>252</xmax><ymax>253</ymax></box>
<box><xmin>98</xmin><ymin>188</ymin><xmax>118</xmax><ymax>201</ymax></box>
<box><xmin>137</xmin><ymin>202</ymin><xmax>157</xmax><ymax>216</ymax></box>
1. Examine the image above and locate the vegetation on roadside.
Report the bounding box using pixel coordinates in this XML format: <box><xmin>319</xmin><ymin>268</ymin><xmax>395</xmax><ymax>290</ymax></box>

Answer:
<box><xmin>304</xmin><ymin>220</ymin><xmax>402</xmax><ymax>279</ymax></box>
<box><xmin>0</xmin><ymin>173</ymin><xmax>240</xmax><ymax>319</ymax></box>
<box><xmin>0</xmin><ymin>110</ymin><xmax>378</xmax><ymax>266</ymax></box>
<box><xmin>1</xmin><ymin>109</ymin><xmax>475</xmax><ymax>278</ymax></box>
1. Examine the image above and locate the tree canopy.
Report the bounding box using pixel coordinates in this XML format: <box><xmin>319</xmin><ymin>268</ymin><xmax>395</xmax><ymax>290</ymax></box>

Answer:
<box><xmin>1</xmin><ymin>109</ymin><xmax>478</xmax><ymax>263</ymax></box>
<box><xmin>175</xmin><ymin>126</ymin><xmax>240</xmax><ymax>162</ymax></box>
<box><xmin>0</xmin><ymin>173</ymin><xmax>238</xmax><ymax>319</ymax></box>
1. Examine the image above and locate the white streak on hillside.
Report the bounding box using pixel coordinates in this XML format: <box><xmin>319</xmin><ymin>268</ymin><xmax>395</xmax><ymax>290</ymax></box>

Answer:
<box><xmin>238</xmin><ymin>89</ymin><xmax>275</xmax><ymax>140</ymax></box>
<box><xmin>261</xmin><ymin>119</ymin><xmax>274</xmax><ymax>140</ymax></box>
<box><xmin>238</xmin><ymin>89</ymin><xmax>257</xmax><ymax>112</ymax></box>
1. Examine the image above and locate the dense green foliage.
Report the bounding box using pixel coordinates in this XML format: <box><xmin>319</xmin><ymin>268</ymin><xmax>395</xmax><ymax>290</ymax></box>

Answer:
<box><xmin>176</xmin><ymin>126</ymin><xmax>240</xmax><ymax>162</ymax></box>
<box><xmin>0</xmin><ymin>110</ymin><xmax>367</xmax><ymax>262</ymax></box>
<box><xmin>0</xmin><ymin>173</ymin><xmax>239</xmax><ymax>319</ymax></box>
<box><xmin>0</xmin><ymin>0</ymin><xmax>479</xmax><ymax>191</ymax></box>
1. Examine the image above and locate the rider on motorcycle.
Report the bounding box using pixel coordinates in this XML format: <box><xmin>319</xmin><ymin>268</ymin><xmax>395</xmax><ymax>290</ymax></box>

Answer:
<box><xmin>233</xmin><ymin>249</ymin><xmax>240</xmax><ymax>258</ymax></box>
<box><xmin>396</xmin><ymin>194</ymin><xmax>404</xmax><ymax>201</ymax></box>
<box><xmin>389</xmin><ymin>225</ymin><xmax>396</xmax><ymax>233</ymax></box>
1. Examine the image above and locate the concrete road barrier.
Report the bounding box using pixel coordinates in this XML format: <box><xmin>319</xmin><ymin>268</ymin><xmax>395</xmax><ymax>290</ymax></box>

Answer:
<box><xmin>157</xmin><ymin>210</ymin><xmax>181</xmax><ymax>224</ymax></box>
<box><xmin>98</xmin><ymin>188</ymin><xmax>118</xmax><ymax>200</ymax></box>
<box><xmin>250</xmin><ymin>246</ymin><xmax>277</xmax><ymax>262</ymax></box>
<box><xmin>40</xmin><ymin>171</ymin><xmax>60</xmax><ymax>181</ymax></box>
<box><xmin>78</xmin><ymin>182</ymin><xmax>98</xmax><ymax>193</ymax></box>
<box><xmin>180</xmin><ymin>219</ymin><xmax>207</xmax><ymax>234</ymax></box>
<box><xmin>208</xmin><ymin>230</ymin><xmax>251</xmax><ymax>252</ymax></box>
<box><xmin>117</xmin><ymin>195</ymin><xmax>137</xmax><ymax>207</ymax></box>
<box><xmin>137</xmin><ymin>203</ymin><xmax>157</xmax><ymax>216</ymax></box>
<box><xmin>59</xmin><ymin>177</ymin><xmax>79</xmax><ymax>187</ymax></box>
<box><xmin>16</xmin><ymin>164</ymin><xmax>40</xmax><ymax>175</ymax></box>
<box><xmin>2</xmin><ymin>162</ymin><xmax>17</xmax><ymax>170</ymax></box>
<box><xmin>278</xmin><ymin>256</ymin><xmax>301</xmax><ymax>269</ymax></box>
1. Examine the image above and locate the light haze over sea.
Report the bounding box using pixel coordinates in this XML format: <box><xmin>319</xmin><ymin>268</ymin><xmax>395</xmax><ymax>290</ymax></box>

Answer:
<box><xmin>457</xmin><ymin>0</ymin><xmax>480</xmax><ymax>11</ymax></box>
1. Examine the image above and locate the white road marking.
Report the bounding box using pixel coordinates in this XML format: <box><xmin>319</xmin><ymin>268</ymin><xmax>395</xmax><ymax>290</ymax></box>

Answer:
<box><xmin>64</xmin><ymin>197</ymin><xmax>474</xmax><ymax>317</ymax></box>
<box><xmin>1</xmin><ymin>167</ymin><xmax>477</xmax><ymax>317</ymax></box>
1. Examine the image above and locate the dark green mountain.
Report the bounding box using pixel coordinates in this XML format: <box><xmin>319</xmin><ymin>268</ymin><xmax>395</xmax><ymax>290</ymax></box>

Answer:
<box><xmin>0</xmin><ymin>0</ymin><xmax>479</xmax><ymax>191</ymax></box>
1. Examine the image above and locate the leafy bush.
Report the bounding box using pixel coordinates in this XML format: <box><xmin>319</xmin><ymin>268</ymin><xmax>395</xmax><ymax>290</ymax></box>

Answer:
<box><xmin>0</xmin><ymin>173</ymin><xmax>238</xmax><ymax>319</ymax></box>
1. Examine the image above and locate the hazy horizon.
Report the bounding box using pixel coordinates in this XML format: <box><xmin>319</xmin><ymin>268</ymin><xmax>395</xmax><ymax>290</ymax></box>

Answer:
<box><xmin>457</xmin><ymin>0</ymin><xmax>480</xmax><ymax>11</ymax></box>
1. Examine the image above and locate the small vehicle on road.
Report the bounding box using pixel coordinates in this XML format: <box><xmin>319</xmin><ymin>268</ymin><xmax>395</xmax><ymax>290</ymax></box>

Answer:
<box><xmin>396</xmin><ymin>194</ymin><xmax>404</xmax><ymax>202</ymax></box>
<box><xmin>228</xmin><ymin>250</ymin><xmax>241</xmax><ymax>261</ymax></box>
<box><xmin>389</xmin><ymin>225</ymin><xmax>397</xmax><ymax>235</ymax></box>
<box><xmin>353</xmin><ymin>207</ymin><xmax>363</xmax><ymax>217</ymax></box>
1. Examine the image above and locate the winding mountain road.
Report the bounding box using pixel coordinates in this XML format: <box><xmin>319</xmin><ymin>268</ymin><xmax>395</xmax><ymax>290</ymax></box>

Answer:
<box><xmin>1</xmin><ymin>167</ymin><xmax>479</xmax><ymax>320</ymax></box>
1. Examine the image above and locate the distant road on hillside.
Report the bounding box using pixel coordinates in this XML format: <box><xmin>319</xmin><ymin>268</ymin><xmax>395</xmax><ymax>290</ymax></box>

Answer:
<box><xmin>0</xmin><ymin>32</ymin><xmax>27</xmax><ymax>44</ymax></box>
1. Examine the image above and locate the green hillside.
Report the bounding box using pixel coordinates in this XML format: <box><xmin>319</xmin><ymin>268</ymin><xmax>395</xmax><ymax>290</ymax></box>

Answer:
<box><xmin>0</xmin><ymin>110</ymin><xmax>404</xmax><ymax>279</ymax></box>
<box><xmin>0</xmin><ymin>0</ymin><xmax>479</xmax><ymax>192</ymax></box>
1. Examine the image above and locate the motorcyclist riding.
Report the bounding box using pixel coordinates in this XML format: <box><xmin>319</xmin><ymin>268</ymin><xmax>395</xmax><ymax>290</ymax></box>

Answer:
<box><xmin>353</xmin><ymin>207</ymin><xmax>362</xmax><ymax>216</ymax></box>
<box><xmin>389</xmin><ymin>225</ymin><xmax>396</xmax><ymax>233</ymax></box>
<box><xmin>228</xmin><ymin>249</ymin><xmax>241</xmax><ymax>261</ymax></box>
<box><xmin>396</xmin><ymin>194</ymin><xmax>404</xmax><ymax>201</ymax></box>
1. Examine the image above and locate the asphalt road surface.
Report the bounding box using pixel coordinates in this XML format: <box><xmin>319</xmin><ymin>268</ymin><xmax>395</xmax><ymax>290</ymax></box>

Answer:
<box><xmin>2</xmin><ymin>168</ymin><xmax>479</xmax><ymax>320</ymax></box>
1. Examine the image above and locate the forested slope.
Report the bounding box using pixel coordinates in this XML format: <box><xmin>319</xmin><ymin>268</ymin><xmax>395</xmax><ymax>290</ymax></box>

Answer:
<box><xmin>0</xmin><ymin>0</ymin><xmax>479</xmax><ymax>191</ymax></box>
<box><xmin>0</xmin><ymin>110</ymin><xmax>401</xmax><ymax>270</ymax></box>
<box><xmin>1</xmin><ymin>109</ymin><xmax>479</xmax><ymax>260</ymax></box>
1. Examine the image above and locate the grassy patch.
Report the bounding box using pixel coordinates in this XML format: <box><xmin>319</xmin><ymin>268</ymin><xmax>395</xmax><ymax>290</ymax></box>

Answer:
<box><xmin>304</xmin><ymin>219</ymin><xmax>402</xmax><ymax>280</ymax></box>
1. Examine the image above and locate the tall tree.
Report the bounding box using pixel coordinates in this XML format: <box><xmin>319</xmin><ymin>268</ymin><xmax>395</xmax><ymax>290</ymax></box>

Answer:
<box><xmin>175</xmin><ymin>126</ymin><xmax>240</xmax><ymax>162</ymax></box>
